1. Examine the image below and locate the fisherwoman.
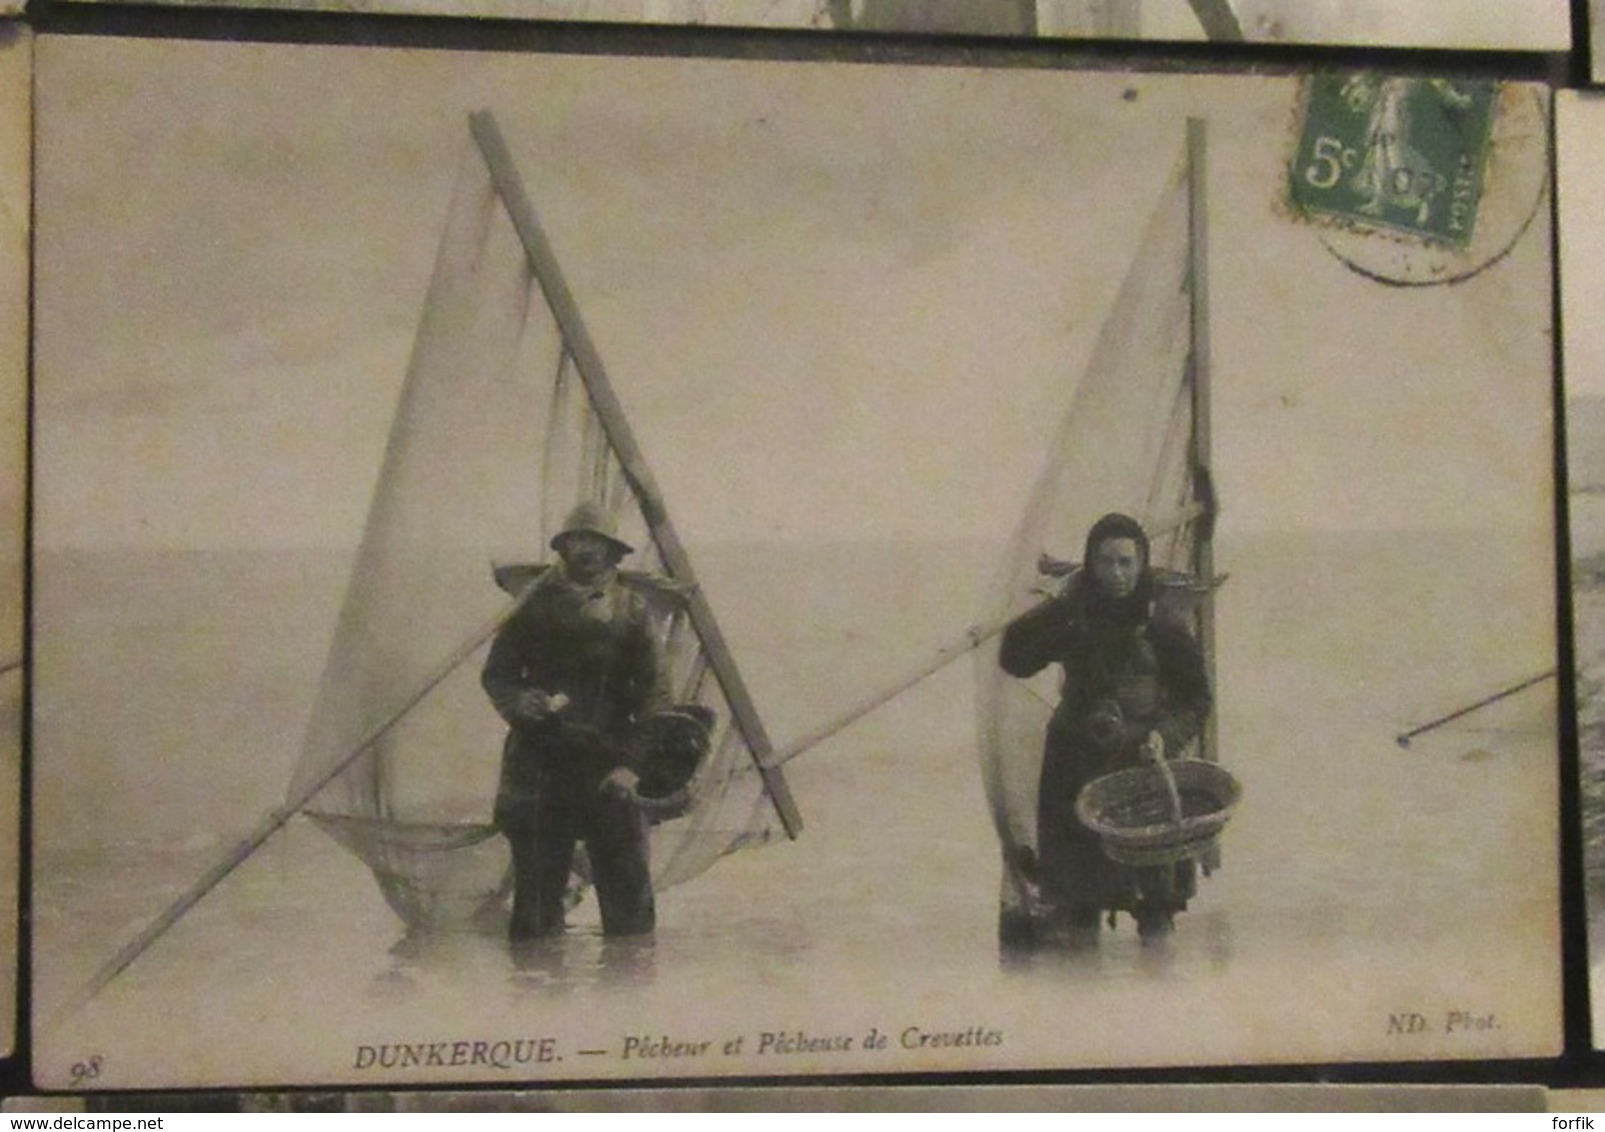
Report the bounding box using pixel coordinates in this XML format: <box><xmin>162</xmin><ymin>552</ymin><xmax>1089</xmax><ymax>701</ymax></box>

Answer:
<box><xmin>997</xmin><ymin>512</ymin><xmax>1211</xmax><ymax>946</ymax></box>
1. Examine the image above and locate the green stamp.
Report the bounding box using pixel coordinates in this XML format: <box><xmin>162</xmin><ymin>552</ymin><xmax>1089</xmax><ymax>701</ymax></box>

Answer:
<box><xmin>1289</xmin><ymin>74</ymin><xmax>1496</xmax><ymax>249</ymax></box>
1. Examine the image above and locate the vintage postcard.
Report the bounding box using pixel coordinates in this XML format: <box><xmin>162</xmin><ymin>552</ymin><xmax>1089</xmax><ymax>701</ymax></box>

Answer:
<box><xmin>44</xmin><ymin>0</ymin><xmax>1572</xmax><ymax>51</ymax></box>
<box><xmin>0</xmin><ymin>23</ymin><xmax>26</xmax><ymax>1061</ymax></box>
<box><xmin>32</xmin><ymin>38</ymin><xmax>1561</xmax><ymax>1089</ymax></box>
<box><xmin>1560</xmin><ymin>89</ymin><xmax>1605</xmax><ymax>1048</ymax></box>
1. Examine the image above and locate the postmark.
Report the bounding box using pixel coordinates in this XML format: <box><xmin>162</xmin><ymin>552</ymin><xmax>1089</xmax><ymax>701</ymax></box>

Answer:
<box><xmin>1287</xmin><ymin>74</ymin><xmax>1548</xmax><ymax>286</ymax></box>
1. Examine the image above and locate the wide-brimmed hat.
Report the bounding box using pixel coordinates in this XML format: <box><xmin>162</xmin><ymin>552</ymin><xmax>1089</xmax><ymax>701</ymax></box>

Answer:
<box><xmin>550</xmin><ymin>501</ymin><xmax>634</xmax><ymax>557</ymax></box>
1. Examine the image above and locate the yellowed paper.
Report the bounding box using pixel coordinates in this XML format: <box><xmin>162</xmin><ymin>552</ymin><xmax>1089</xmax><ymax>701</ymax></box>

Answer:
<box><xmin>1560</xmin><ymin>89</ymin><xmax>1605</xmax><ymax>1049</ymax></box>
<box><xmin>32</xmin><ymin>38</ymin><xmax>1561</xmax><ymax>1089</ymax></box>
<box><xmin>0</xmin><ymin>23</ymin><xmax>28</xmax><ymax>1061</ymax></box>
<box><xmin>45</xmin><ymin>0</ymin><xmax>1571</xmax><ymax>50</ymax></box>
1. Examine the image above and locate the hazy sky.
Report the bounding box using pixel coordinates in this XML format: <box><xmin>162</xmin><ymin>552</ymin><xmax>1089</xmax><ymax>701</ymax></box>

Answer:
<box><xmin>34</xmin><ymin>39</ymin><xmax>1555</xmax><ymax>554</ymax></box>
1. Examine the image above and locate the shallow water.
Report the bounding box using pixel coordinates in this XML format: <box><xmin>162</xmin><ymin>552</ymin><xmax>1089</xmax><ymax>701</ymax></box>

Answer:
<box><xmin>33</xmin><ymin>531</ymin><xmax>1561</xmax><ymax>1087</ymax></box>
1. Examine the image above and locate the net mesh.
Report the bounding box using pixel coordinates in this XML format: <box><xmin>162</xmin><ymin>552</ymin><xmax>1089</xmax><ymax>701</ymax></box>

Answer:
<box><xmin>973</xmin><ymin>140</ymin><xmax>1212</xmax><ymax>915</ymax></box>
<box><xmin>290</xmin><ymin>127</ymin><xmax>785</xmax><ymax>930</ymax></box>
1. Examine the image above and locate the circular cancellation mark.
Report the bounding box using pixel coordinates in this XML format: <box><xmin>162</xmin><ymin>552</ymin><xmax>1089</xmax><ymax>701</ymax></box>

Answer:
<box><xmin>1285</xmin><ymin>76</ymin><xmax>1548</xmax><ymax>288</ymax></box>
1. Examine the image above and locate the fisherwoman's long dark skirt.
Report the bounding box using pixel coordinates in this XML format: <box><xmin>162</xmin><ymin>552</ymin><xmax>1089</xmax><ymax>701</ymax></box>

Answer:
<box><xmin>1036</xmin><ymin>724</ymin><xmax>1195</xmax><ymax>939</ymax></box>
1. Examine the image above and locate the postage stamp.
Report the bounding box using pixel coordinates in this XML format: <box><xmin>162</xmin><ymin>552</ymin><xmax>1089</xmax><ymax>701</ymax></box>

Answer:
<box><xmin>1289</xmin><ymin>74</ymin><xmax>1496</xmax><ymax>248</ymax></box>
<box><xmin>1286</xmin><ymin>74</ymin><xmax>1547</xmax><ymax>285</ymax></box>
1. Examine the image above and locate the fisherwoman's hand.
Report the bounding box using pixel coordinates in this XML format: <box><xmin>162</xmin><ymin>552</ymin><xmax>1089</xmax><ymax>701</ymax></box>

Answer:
<box><xmin>601</xmin><ymin>766</ymin><xmax>641</xmax><ymax>802</ymax></box>
<box><xmin>1141</xmin><ymin>731</ymin><xmax>1165</xmax><ymax>764</ymax></box>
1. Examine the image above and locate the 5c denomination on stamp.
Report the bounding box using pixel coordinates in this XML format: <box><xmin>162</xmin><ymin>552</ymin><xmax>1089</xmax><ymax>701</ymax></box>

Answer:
<box><xmin>1287</xmin><ymin>74</ymin><xmax>1547</xmax><ymax>286</ymax></box>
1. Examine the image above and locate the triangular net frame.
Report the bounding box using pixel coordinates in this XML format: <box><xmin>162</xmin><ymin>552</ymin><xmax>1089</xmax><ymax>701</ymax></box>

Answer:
<box><xmin>974</xmin><ymin>123</ymin><xmax>1217</xmax><ymax>919</ymax></box>
<box><xmin>290</xmin><ymin>111</ymin><xmax>800</xmax><ymax>931</ymax></box>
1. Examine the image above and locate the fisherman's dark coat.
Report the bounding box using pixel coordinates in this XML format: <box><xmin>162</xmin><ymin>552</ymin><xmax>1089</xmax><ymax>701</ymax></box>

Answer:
<box><xmin>484</xmin><ymin>568</ymin><xmax>669</xmax><ymax>819</ymax></box>
<box><xmin>998</xmin><ymin>571</ymin><xmax>1211</xmax><ymax>919</ymax></box>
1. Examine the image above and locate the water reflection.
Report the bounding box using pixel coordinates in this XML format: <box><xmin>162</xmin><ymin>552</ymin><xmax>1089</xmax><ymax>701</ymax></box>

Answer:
<box><xmin>509</xmin><ymin>936</ymin><xmax>570</xmax><ymax>991</ymax></box>
<box><xmin>507</xmin><ymin>928</ymin><xmax>658</xmax><ymax>992</ymax></box>
<box><xmin>998</xmin><ymin>907</ymin><xmax>1235</xmax><ymax>981</ymax></box>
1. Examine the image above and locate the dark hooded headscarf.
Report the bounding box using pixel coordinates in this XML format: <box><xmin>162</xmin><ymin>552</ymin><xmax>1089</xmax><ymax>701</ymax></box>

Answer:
<box><xmin>1076</xmin><ymin>511</ymin><xmax>1154</xmax><ymax>630</ymax></box>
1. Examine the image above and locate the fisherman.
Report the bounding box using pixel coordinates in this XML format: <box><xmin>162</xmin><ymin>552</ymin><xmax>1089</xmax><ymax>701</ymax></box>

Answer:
<box><xmin>997</xmin><ymin>512</ymin><xmax>1212</xmax><ymax>946</ymax></box>
<box><xmin>482</xmin><ymin>501</ymin><xmax>672</xmax><ymax>941</ymax></box>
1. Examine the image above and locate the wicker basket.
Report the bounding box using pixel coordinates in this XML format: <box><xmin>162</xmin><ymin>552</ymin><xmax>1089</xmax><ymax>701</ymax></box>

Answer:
<box><xmin>1075</xmin><ymin>759</ymin><xmax>1242</xmax><ymax>867</ymax></box>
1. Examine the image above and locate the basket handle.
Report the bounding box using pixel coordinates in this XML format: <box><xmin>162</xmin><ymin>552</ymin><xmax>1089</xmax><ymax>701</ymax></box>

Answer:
<box><xmin>1144</xmin><ymin>732</ymin><xmax>1184</xmax><ymax>825</ymax></box>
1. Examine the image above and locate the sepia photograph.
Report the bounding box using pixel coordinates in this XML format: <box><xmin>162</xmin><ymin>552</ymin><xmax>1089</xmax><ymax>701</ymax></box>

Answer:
<box><xmin>1560</xmin><ymin>89</ymin><xmax>1605</xmax><ymax>1045</ymax></box>
<box><xmin>0</xmin><ymin>23</ymin><xmax>25</xmax><ymax>1060</ymax></box>
<box><xmin>32</xmin><ymin>37</ymin><xmax>1561</xmax><ymax>1090</ymax></box>
<box><xmin>42</xmin><ymin>0</ymin><xmax>1572</xmax><ymax>52</ymax></box>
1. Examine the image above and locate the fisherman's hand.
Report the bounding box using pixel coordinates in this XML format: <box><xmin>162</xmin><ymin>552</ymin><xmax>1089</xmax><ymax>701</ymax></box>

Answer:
<box><xmin>600</xmin><ymin>767</ymin><xmax>641</xmax><ymax>802</ymax></box>
<box><xmin>513</xmin><ymin>690</ymin><xmax>566</xmax><ymax>726</ymax></box>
